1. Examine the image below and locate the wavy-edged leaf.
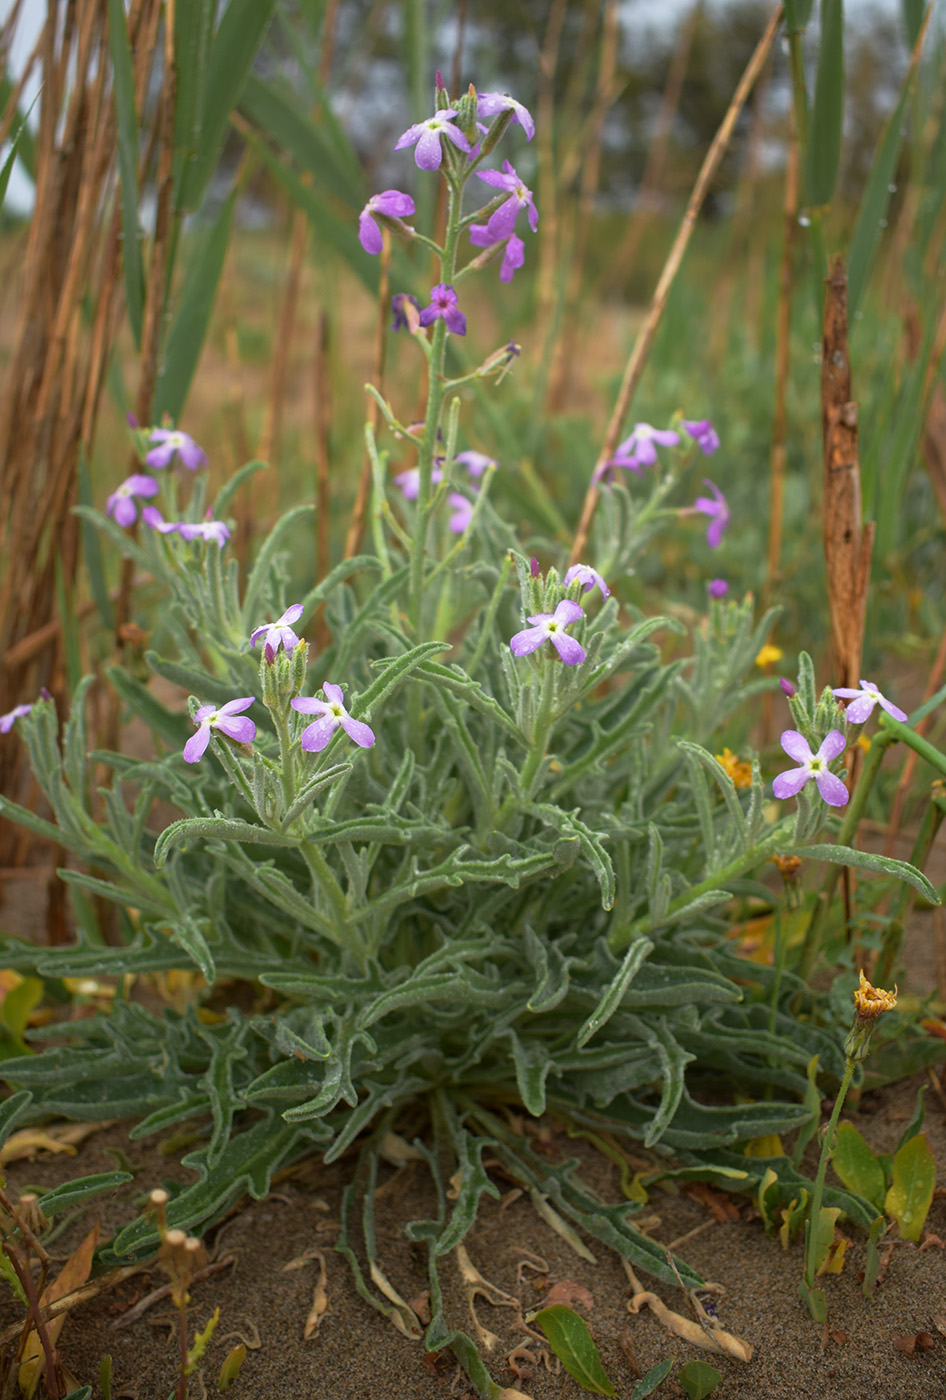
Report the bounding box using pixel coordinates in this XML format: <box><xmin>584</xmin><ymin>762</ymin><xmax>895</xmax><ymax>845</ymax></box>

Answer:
<box><xmin>154</xmin><ymin>815</ymin><xmax>299</xmax><ymax>868</ymax></box>
<box><xmin>577</xmin><ymin>938</ymin><xmax>655</xmax><ymax>1048</ymax></box>
<box><xmin>38</xmin><ymin>1172</ymin><xmax>133</xmax><ymax>1217</ymax></box>
<box><xmin>782</xmin><ymin>842</ymin><xmax>938</xmax><ymax>902</ymax></box>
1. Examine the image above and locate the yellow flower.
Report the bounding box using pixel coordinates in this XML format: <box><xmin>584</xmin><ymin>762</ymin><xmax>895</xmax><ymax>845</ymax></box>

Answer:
<box><xmin>856</xmin><ymin>733</ymin><xmax>871</xmax><ymax>754</ymax></box>
<box><xmin>716</xmin><ymin>747</ymin><xmax>753</xmax><ymax>790</ymax></box>
<box><xmin>755</xmin><ymin>644</ymin><xmax>783</xmax><ymax>668</ymax></box>
<box><xmin>845</xmin><ymin>971</ymin><xmax>897</xmax><ymax>1062</ymax></box>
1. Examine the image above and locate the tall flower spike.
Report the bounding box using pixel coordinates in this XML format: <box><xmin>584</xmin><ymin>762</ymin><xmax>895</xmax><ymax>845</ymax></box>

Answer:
<box><xmin>291</xmin><ymin>684</ymin><xmax>375</xmax><ymax>752</ymax></box>
<box><xmin>419</xmin><ymin>284</ymin><xmax>467</xmax><ymax>336</ymax></box>
<box><xmin>564</xmin><ymin>563</ymin><xmax>610</xmax><ymax>599</ymax></box>
<box><xmin>772</xmin><ymin>729</ymin><xmax>849</xmax><ymax>807</ymax></box>
<box><xmin>250</xmin><ymin>604</ymin><xmax>305</xmax><ymax>655</ymax></box>
<box><xmin>608</xmin><ymin>423</ymin><xmax>680</xmax><ymax>472</ymax></box>
<box><xmin>691</xmin><ymin>479</ymin><xmax>730</xmax><ymax>548</ymax></box>
<box><xmin>106</xmin><ymin>474</ymin><xmax>159</xmax><ymax>527</ymax></box>
<box><xmin>510</xmin><ymin>599</ymin><xmax>586</xmax><ymax>666</ymax></box>
<box><xmin>183</xmin><ymin>699</ymin><xmax>256</xmax><ymax>764</ymax></box>
<box><xmin>145</xmin><ymin>429</ymin><xmax>208</xmax><ymax>471</ymax></box>
<box><xmin>358</xmin><ymin>190</ymin><xmax>415</xmax><ymax>254</ymax></box>
<box><xmin>395</xmin><ymin>110</ymin><xmax>471</xmax><ymax>170</ymax></box>
<box><xmin>831</xmin><ymin>680</ymin><xmax>908</xmax><ymax>725</ymax></box>
<box><xmin>476</xmin><ymin>92</ymin><xmax>535</xmax><ymax>141</ymax></box>
<box><xmin>476</xmin><ymin>161</ymin><xmax>539</xmax><ymax>240</ymax></box>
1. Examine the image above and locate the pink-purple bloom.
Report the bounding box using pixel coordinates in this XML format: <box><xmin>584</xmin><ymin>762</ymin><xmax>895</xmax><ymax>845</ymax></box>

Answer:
<box><xmin>142</xmin><ymin>505</ymin><xmax>180</xmax><ymax>534</ymax></box>
<box><xmin>291</xmin><ymin>684</ymin><xmax>376</xmax><ymax>752</ymax></box>
<box><xmin>564</xmin><ymin>563</ymin><xmax>610</xmax><ymax>600</ymax></box>
<box><xmin>395</xmin><ymin>110</ymin><xmax>472</xmax><ymax>170</ymax></box>
<box><xmin>358</xmin><ymin>190</ymin><xmax>415</xmax><ymax>254</ymax></box>
<box><xmin>476</xmin><ymin>92</ymin><xmax>535</xmax><ymax>141</ymax></box>
<box><xmin>455</xmin><ymin>451</ymin><xmax>497</xmax><ymax>477</ymax></box>
<box><xmin>691</xmin><ymin>479</ymin><xmax>730</xmax><ymax>548</ymax></box>
<box><xmin>391</xmin><ymin>293</ymin><xmax>420</xmax><ymax>332</ymax></box>
<box><xmin>447</xmin><ymin>493</ymin><xmax>473</xmax><ymax>533</ymax></box>
<box><xmin>0</xmin><ymin>703</ymin><xmax>32</xmax><ymax>734</ymax></box>
<box><xmin>106</xmin><ymin>473</ymin><xmax>160</xmax><ymax>527</ymax></box>
<box><xmin>395</xmin><ymin>465</ymin><xmax>443</xmax><ymax>500</ymax></box>
<box><xmin>510</xmin><ymin>599</ymin><xmax>586</xmax><ymax>666</ymax></box>
<box><xmin>419</xmin><ymin>284</ymin><xmax>467</xmax><ymax>336</ymax></box>
<box><xmin>477</xmin><ymin>161</ymin><xmax>538</xmax><ymax>241</ymax></box>
<box><xmin>178</xmin><ymin>519</ymin><xmax>230</xmax><ymax>546</ymax></box>
<box><xmin>683</xmin><ymin>419</ymin><xmax>720</xmax><ymax>456</ymax></box>
<box><xmin>831</xmin><ymin>680</ymin><xmax>908</xmax><ymax>725</ymax></box>
<box><xmin>708</xmin><ymin>578</ymin><xmax>729</xmax><ymax>599</ymax></box>
<box><xmin>772</xmin><ymin>730</ymin><xmax>849</xmax><ymax>807</ymax></box>
<box><xmin>608</xmin><ymin>423</ymin><xmax>680</xmax><ymax>472</ymax></box>
<box><xmin>145</xmin><ymin>429</ymin><xmax>208</xmax><ymax>471</ymax></box>
<box><xmin>250</xmin><ymin>604</ymin><xmax>305</xmax><ymax>655</ymax></box>
<box><xmin>184</xmin><ymin>698</ymin><xmax>256</xmax><ymax>764</ymax></box>
<box><xmin>469</xmin><ymin>225</ymin><xmax>525</xmax><ymax>282</ymax></box>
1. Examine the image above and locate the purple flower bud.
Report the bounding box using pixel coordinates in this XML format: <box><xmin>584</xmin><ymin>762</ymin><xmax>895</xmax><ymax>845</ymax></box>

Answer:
<box><xmin>708</xmin><ymin>578</ymin><xmax>729</xmax><ymax>599</ymax></box>
<box><xmin>780</xmin><ymin>677</ymin><xmax>796</xmax><ymax>698</ymax></box>
<box><xmin>39</xmin><ymin>687</ymin><xmax>54</xmax><ymax>702</ymax></box>
<box><xmin>530</xmin><ymin>556</ymin><xmax>541</xmax><ymax>578</ymax></box>
<box><xmin>264</xmin><ymin>642</ymin><xmax>276</xmax><ymax>666</ymax></box>
<box><xmin>126</xmin><ymin>411</ymin><xmax>139</xmax><ymax>428</ymax></box>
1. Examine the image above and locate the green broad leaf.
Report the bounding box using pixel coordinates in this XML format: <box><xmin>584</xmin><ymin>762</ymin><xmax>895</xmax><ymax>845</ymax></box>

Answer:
<box><xmin>885</xmin><ymin>1131</ymin><xmax>936</xmax><ymax>1242</ymax></box>
<box><xmin>678</xmin><ymin>1360</ymin><xmax>724</xmax><ymax>1400</ymax></box>
<box><xmin>179</xmin><ymin>0</ymin><xmax>277</xmax><ymax>211</ymax></box>
<box><xmin>153</xmin><ymin>185</ymin><xmax>238</xmax><ymax>422</ymax></box>
<box><xmin>757</xmin><ymin>1166</ymin><xmax>780</xmax><ymax>1233</ymax></box>
<box><xmin>781</xmin><ymin>843</ymin><xmax>938</xmax><ymax>903</ymax></box>
<box><xmin>533</xmin><ymin>1305</ymin><xmax>617</xmax><ymax>1397</ymax></box>
<box><xmin>631</xmin><ymin>1359</ymin><xmax>673</xmax><ymax>1400</ymax></box>
<box><xmin>106</xmin><ymin>0</ymin><xmax>144</xmax><ymax>347</ymax></box>
<box><xmin>0</xmin><ymin>1090</ymin><xmax>32</xmax><ymax>1149</ymax></box>
<box><xmin>806</xmin><ymin>0</ymin><xmax>844</xmax><ymax>209</ymax></box>
<box><xmin>154</xmin><ymin>816</ymin><xmax>299</xmax><ymax>868</ymax></box>
<box><xmin>832</xmin><ymin>1122</ymin><xmax>887</xmax><ymax>1212</ymax></box>
<box><xmin>173</xmin><ymin>0</ymin><xmax>214</xmax><ymax>177</ymax></box>
<box><xmin>576</xmin><ymin>938</ymin><xmax>655</xmax><ymax>1048</ymax></box>
<box><xmin>810</xmin><ymin>1204</ymin><xmax>841</xmax><ymax>1274</ymax></box>
<box><xmin>0</xmin><ymin>976</ymin><xmax>43</xmax><ymax>1045</ymax></box>
<box><xmin>38</xmin><ymin>1171</ymin><xmax>133</xmax><ymax>1217</ymax></box>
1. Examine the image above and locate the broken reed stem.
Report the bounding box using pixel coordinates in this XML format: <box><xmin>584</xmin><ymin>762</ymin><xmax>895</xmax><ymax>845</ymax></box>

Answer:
<box><xmin>570</xmin><ymin>3</ymin><xmax>783</xmax><ymax>564</ymax></box>
<box><xmin>345</xmin><ymin>232</ymin><xmax>390</xmax><ymax>560</ymax></box>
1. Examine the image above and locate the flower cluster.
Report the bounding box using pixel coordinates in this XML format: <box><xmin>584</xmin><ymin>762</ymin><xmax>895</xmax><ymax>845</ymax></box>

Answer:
<box><xmin>105</xmin><ymin>427</ymin><xmax>226</xmax><ymax>542</ymax></box>
<box><xmin>771</xmin><ymin>680</ymin><xmax>909</xmax><ymax>809</ymax></box>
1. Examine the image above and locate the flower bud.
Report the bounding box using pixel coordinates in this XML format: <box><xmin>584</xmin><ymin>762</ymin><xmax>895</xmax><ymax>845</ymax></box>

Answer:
<box><xmin>708</xmin><ymin>578</ymin><xmax>728</xmax><ymax>599</ymax></box>
<box><xmin>780</xmin><ymin>677</ymin><xmax>796</xmax><ymax>698</ymax></box>
<box><xmin>530</xmin><ymin>556</ymin><xmax>541</xmax><ymax>578</ymax></box>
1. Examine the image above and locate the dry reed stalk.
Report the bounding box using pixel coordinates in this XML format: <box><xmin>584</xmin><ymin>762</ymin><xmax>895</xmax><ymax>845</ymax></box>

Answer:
<box><xmin>545</xmin><ymin>0</ymin><xmax>620</xmax><ymax>411</ymax></box>
<box><xmin>344</xmin><ymin>231</ymin><xmax>390</xmax><ymax>560</ymax></box>
<box><xmin>608</xmin><ymin>0</ymin><xmax>700</xmax><ymax>292</ymax></box>
<box><xmin>533</xmin><ymin>0</ymin><xmax>568</xmax><ymax>358</ymax></box>
<box><xmin>570</xmin><ymin>3</ymin><xmax>783</xmax><ymax>564</ymax></box>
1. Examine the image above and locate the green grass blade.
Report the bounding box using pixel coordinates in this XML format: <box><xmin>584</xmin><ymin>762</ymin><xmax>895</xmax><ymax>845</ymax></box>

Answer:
<box><xmin>785</xmin><ymin>0</ymin><xmax>816</xmax><ymax>27</ymax></box>
<box><xmin>901</xmin><ymin>0</ymin><xmax>925</xmax><ymax>45</ymax></box>
<box><xmin>153</xmin><ymin>185</ymin><xmax>237</xmax><ymax>422</ymax></box>
<box><xmin>78</xmin><ymin>452</ymin><xmax>114</xmax><ymax>630</ymax></box>
<box><xmin>239</xmin><ymin>74</ymin><xmax>363</xmax><ymax>209</ymax></box>
<box><xmin>107</xmin><ymin>0</ymin><xmax>145</xmax><ymax>347</ymax></box>
<box><xmin>0</xmin><ymin>81</ymin><xmax>37</xmax><ymax>192</ymax></box>
<box><xmin>806</xmin><ymin>0</ymin><xmax>844</xmax><ymax>209</ymax></box>
<box><xmin>173</xmin><ymin>0</ymin><xmax>214</xmax><ymax>202</ymax></box>
<box><xmin>180</xmin><ymin>0</ymin><xmax>278</xmax><ymax>212</ymax></box>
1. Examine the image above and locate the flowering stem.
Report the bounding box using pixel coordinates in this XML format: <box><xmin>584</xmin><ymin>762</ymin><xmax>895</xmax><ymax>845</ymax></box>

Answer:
<box><xmin>802</xmin><ymin>1053</ymin><xmax>856</xmax><ymax>1303</ymax></box>
<box><xmin>272</xmin><ymin>709</ymin><xmax>298</xmax><ymax>816</ymax></box>
<box><xmin>300</xmin><ymin>839</ymin><xmax>360</xmax><ymax>958</ymax></box>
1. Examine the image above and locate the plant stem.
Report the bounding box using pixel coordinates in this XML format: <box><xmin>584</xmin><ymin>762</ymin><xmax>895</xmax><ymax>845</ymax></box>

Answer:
<box><xmin>803</xmin><ymin>1053</ymin><xmax>856</xmax><ymax>1297</ymax></box>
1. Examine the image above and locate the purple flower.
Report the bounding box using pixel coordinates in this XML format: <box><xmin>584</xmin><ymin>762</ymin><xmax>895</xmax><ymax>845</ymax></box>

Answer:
<box><xmin>291</xmin><ymin>683</ymin><xmax>376</xmax><ymax>752</ymax></box>
<box><xmin>184</xmin><ymin>698</ymin><xmax>256</xmax><ymax>764</ymax></box>
<box><xmin>780</xmin><ymin>677</ymin><xmax>796</xmax><ymax>698</ymax></box>
<box><xmin>831</xmin><ymin>680</ymin><xmax>908</xmax><ymax>725</ymax></box>
<box><xmin>772</xmin><ymin>730</ymin><xmax>849</xmax><ymax>807</ymax></box>
<box><xmin>708</xmin><ymin>578</ymin><xmax>729</xmax><ymax>599</ymax></box>
<box><xmin>141</xmin><ymin>505</ymin><xmax>180</xmax><ymax>534</ymax></box>
<box><xmin>145</xmin><ymin>429</ymin><xmax>208</xmax><ymax>471</ymax></box>
<box><xmin>476</xmin><ymin>92</ymin><xmax>535</xmax><ymax>141</ymax></box>
<box><xmin>0</xmin><ymin>703</ymin><xmax>32</xmax><ymax>734</ymax></box>
<box><xmin>358</xmin><ymin>190</ymin><xmax>415</xmax><ymax>254</ymax></box>
<box><xmin>455</xmin><ymin>450</ymin><xmax>497</xmax><ymax>478</ymax></box>
<box><xmin>564</xmin><ymin>563</ymin><xmax>610</xmax><ymax>600</ymax></box>
<box><xmin>683</xmin><ymin>419</ymin><xmax>720</xmax><ymax>456</ymax></box>
<box><xmin>692</xmin><ymin>479</ymin><xmax>730</xmax><ymax>549</ymax></box>
<box><xmin>250</xmin><ymin>604</ymin><xmax>305</xmax><ymax>655</ymax></box>
<box><xmin>106</xmin><ymin>473</ymin><xmax>160</xmax><ymax>527</ymax></box>
<box><xmin>419</xmin><ymin>284</ymin><xmax>467</xmax><ymax>336</ymax></box>
<box><xmin>395</xmin><ymin>465</ymin><xmax>443</xmax><ymax>500</ymax></box>
<box><xmin>469</xmin><ymin>225</ymin><xmax>525</xmax><ymax>282</ymax></box>
<box><xmin>391</xmin><ymin>293</ymin><xmax>420</xmax><ymax>332</ymax></box>
<box><xmin>477</xmin><ymin>161</ymin><xmax>538</xmax><ymax>241</ymax></box>
<box><xmin>448</xmin><ymin>493</ymin><xmax>473</xmax><ymax>533</ymax></box>
<box><xmin>395</xmin><ymin>110</ymin><xmax>471</xmax><ymax>170</ymax></box>
<box><xmin>178</xmin><ymin>519</ymin><xmax>230</xmax><ymax>546</ymax></box>
<box><xmin>510</xmin><ymin>599</ymin><xmax>586</xmax><ymax>666</ymax></box>
<box><xmin>608</xmin><ymin>423</ymin><xmax>680</xmax><ymax>472</ymax></box>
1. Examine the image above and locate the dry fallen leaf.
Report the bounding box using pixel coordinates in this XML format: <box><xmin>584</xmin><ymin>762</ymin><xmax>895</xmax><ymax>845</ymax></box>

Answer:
<box><xmin>683</xmin><ymin>1182</ymin><xmax>740</xmax><ymax>1223</ymax></box>
<box><xmin>303</xmin><ymin>1251</ymin><xmax>328</xmax><ymax>1340</ymax></box>
<box><xmin>916</xmin><ymin>1332</ymin><xmax>935</xmax><ymax>1351</ymax></box>
<box><xmin>544</xmin><ymin>1279</ymin><xmax>594</xmax><ymax>1312</ymax></box>
<box><xmin>19</xmin><ymin>1227</ymin><xmax>98</xmax><ymax>1398</ymax></box>
<box><xmin>932</xmin><ymin>1313</ymin><xmax>946</xmax><ymax>1338</ymax></box>
<box><xmin>829</xmin><ymin>1328</ymin><xmax>849</xmax><ymax>1346</ymax></box>
<box><xmin>621</xmin><ymin>1258</ymin><xmax>752</xmax><ymax>1363</ymax></box>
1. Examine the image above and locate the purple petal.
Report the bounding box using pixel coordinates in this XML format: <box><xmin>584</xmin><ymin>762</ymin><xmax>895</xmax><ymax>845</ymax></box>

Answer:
<box><xmin>291</xmin><ymin>697</ymin><xmax>332</xmax><ymax>716</ymax></box>
<box><xmin>301</xmin><ymin>717</ymin><xmax>338</xmax><ymax>752</ymax></box>
<box><xmin>372</xmin><ymin>189</ymin><xmax>415</xmax><ymax>217</ymax></box>
<box><xmin>553</xmin><ymin>599</ymin><xmax>584</xmax><ymax>625</ymax></box>
<box><xmin>322</xmin><ymin>683</ymin><xmax>345</xmax><ymax>707</ymax></box>
<box><xmin>178</xmin><ymin>438</ymin><xmax>207</xmax><ymax>470</ymax></box>
<box><xmin>485</xmin><ymin>198</ymin><xmax>520</xmax><ymax>242</ymax></box>
<box><xmin>650</xmin><ymin>429</ymin><xmax>681</xmax><ymax>447</ymax></box>
<box><xmin>359</xmin><ymin>210</ymin><xmax>383</xmax><ymax>254</ymax></box>
<box><xmin>216</xmin><ymin>716</ymin><xmax>256</xmax><ymax>744</ymax></box>
<box><xmin>444</xmin><ymin>306</ymin><xmax>467</xmax><ymax>335</ymax></box>
<box><xmin>527</xmin><ymin>201</ymin><xmax>538</xmax><ymax>233</ymax></box>
<box><xmin>279</xmin><ymin>604</ymin><xmax>305</xmax><ymax>627</ymax></box>
<box><xmin>816</xmin><ymin>729</ymin><xmax>847</xmax><ymax>762</ymax></box>
<box><xmin>183</xmin><ymin>723</ymin><xmax>212</xmax><ymax>764</ymax></box>
<box><xmin>249</xmin><ymin>624</ymin><xmax>268</xmax><ymax>646</ymax></box>
<box><xmin>127</xmin><ymin>473</ymin><xmax>159</xmax><ymax>496</ymax></box>
<box><xmin>414</xmin><ymin>129</ymin><xmax>444</xmax><ymax>170</ymax></box>
<box><xmin>144</xmin><ymin>442</ymin><xmax>175</xmax><ymax>469</ymax></box>
<box><xmin>525</xmin><ymin>612</ymin><xmax>554</xmax><ymax>627</ymax></box>
<box><xmin>550</xmin><ymin>632</ymin><xmax>586</xmax><ymax>665</ymax></box>
<box><xmin>477</xmin><ymin>168</ymin><xmax>515</xmax><ymax>191</ymax></box>
<box><xmin>110</xmin><ymin>495</ymin><xmax>137</xmax><ymax>527</ymax></box>
<box><xmin>394</xmin><ymin>121</ymin><xmax>424</xmax><ymax>151</ymax></box>
<box><xmin>218</xmin><ymin>697</ymin><xmax>255</xmax><ymax>717</ymax></box>
<box><xmin>510</xmin><ymin>626</ymin><xmax>546</xmax><ymax>657</ymax></box>
<box><xmin>441</xmin><ymin>121</ymin><xmax>471</xmax><ymax>153</ymax></box>
<box><xmin>831</xmin><ymin>688</ymin><xmax>860</xmax><ymax>699</ymax></box>
<box><xmin>772</xmin><ymin>767</ymin><xmax>810</xmax><ymax>799</ymax></box>
<box><xmin>194</xmin><ymin>703</ymin><xmax>217</xmax><ymax>722</ymax></box>
<box><xmin>842</xmin><ymin>693</ymin><xmax>876</xmax><ymax>724</ymax></box>
<box><xmin>878</xmin><ymin>696</ymin><xmax>908</xmax><ymax>723</ymax></box>
<box><xmin>779</xmin><ymin>730</ymin><xmax>813</xmax><ymax>764</ymax></box>
<box><xmin>340</xmin><ymin>716</ymin><xmax>376</xmax><ymax>748</ymax></box>
<box><xmin>815</xmin><ymin>769</ymin><xmax>850</xmax><ymax>806</ymax></box>
<box><xmin>500</xmin><ymin>235</ymin><xmax>525</xmax><ymax>282</ymax></box>
<box><xmin>705</xmin><ymin>516</ymin><xmax>726</xmax><ymax>549</ymax></box>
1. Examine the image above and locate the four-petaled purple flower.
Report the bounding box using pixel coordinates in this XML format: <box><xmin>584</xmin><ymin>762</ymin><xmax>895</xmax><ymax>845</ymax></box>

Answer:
<box><xmin>477</xmin><ymin>161</ymin><xmax>538</xmax><ymax>241</ymax></box>
<box><xmin>391</xmin><ymin>293</ymin><xmax>420</xmax><ymax>333</ymax></box>
<box><xmin>832</xmin><ymin>680</ymin><xmax>908</xmax><ymax>725</ymax></box>
<box><xmin>708</xmin><ymin>578</ymin><xmax>729</xmax><ymax>599</ymax></box>
<box><xmin>184</xmin><ymin>698</ymin><xmax>256</xmax><ymax>764</ymax></box>
<box><xmin>358</xmin><ymin>190</ymin><xmax>415</xmax><ymax>254</ymax></box>
<box><xmin>250</xmin><ymin>604</ymin><xmax>304</xmax><ymax>655</ymax></box>
<box><xmin>564</xmin><ymin>563</ymin><xmax>610</xmax><ymax>599</ymax></box>
<box><xmin>141</xmin><ymin>505</ymin><xmax>180</xmax><ymax>534</ymax></box>
<box><xmin>448</xmin><ymin>493</ymin><xmax>473</xmax><ymax>533</ymax></box>
<box><xmin>683</xmin><ymin>419</ymin><xmax>720</xmax><ymax>456</ymax></box>
<box><xmin>510</xmin><ymin>599</ymin><xmax>586</xmax><ymax>666</ymax></box>
<box><xmin>291</xmin><ymin>684</ymin><xmax>376</xmax><ymax>752</ymax></box>
<box><xmin>455</xmin><ymin>450</ymin><xmax>497</xmax><ymax>477</ymax></box>
<box><xmin>772</xmin><ymin>730</ymin><xmax>848</xmax><ymax>807</ymax></box>
<box><xmin>476</xmin><ymin>92</ymin><xmax>535</xmax><ymax>141</ymax></box>
<box><xmin>419</xmin><ymin>284</ymin><xmax>467</xmax><ymax>336</ymax></box>
<box><xmin>691</xmin><ymin>479</ymin><xmax>730</xmax><ymax>548</ymax></box>
<box><xmin>608</xmin><ymin>423</ymin><xmax>680</xmax><ymax>472</ymax></box>
<box><xmin>178</xmin><ymin>519</ymin><xmax>231</xmax><ymax>546</ymax></box>
<box><xmin>395</xmin><ymin>110</ymin><xmax>471</xmax><ymax>170</ymax></box>
<box><xmin>146</xmin><ymin>429</ymin><xmax>208</xmax><ymax>471</ymax></box>
<box><xmin>395</xmin><ymin>465</ymin><xmax>443</xmax><ymax>500</ymax></box>
<box><xmin>469</xmin><ymin>225</ymin><xmax>525</xmax><ymax>282</ymax></box>
<box><xmin>0</xmin><ymin>703</ymin><xmax>32</xmax><ymax>734</ymax></box>
<box><xmin>106</xmin><ymin>473</ymin><xmax>160</xmax><ymax>527</ymax></box>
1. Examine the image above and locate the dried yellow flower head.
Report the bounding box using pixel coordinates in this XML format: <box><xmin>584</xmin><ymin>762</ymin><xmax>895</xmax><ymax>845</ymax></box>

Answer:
<box><xmin>845</xmin><ymin>971</ymin><xmax>897</xmax><ymax>1062</ymax></box>
<box><xmin>755</xmin><ymin>644</ymin><xmax>783</xmax><ymax>669</ymax></box>
<box><xmin>716</xmin><ymin>748</ymin><xmax>753</xmax><ymax>790</ymax></box>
